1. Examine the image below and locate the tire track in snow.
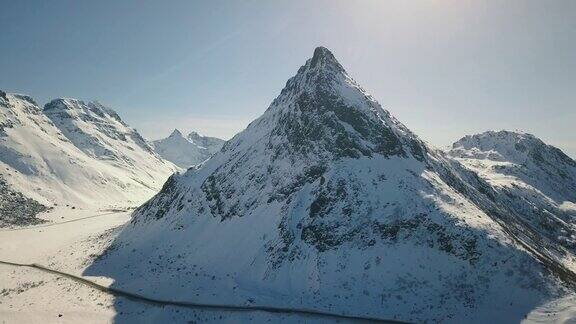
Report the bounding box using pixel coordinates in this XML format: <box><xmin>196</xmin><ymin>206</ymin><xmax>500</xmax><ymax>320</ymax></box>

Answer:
<box><xmin>0</xmin><ymin>260</ymin><xmax>409</xmax><ymax>323</ymax></box>
<box><xmin>0</xmin><ymin>211</ymin><xmax>126</xmax><ymax>232</ymax></box>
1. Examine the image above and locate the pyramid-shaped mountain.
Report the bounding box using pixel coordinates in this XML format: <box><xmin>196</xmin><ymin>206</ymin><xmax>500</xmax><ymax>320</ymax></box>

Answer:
<box><xmin>88</xmin><ymin>47</ymin><xmax>574</xmax><ymax>323</ymax></box>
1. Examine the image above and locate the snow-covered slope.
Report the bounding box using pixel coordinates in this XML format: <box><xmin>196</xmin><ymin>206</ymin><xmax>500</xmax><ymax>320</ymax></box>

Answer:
<box><xmin>0</xmin><ymin>93</ymin><xmax>179</xmax><ymax>221</ymax></box>
<box><xmin>187</xmin><ymin>131</ymin><xmax>224</xmax><ymax>154</ymax></box>
<box><xmin>449</xmin><ymin>130</ymin><xmax>576</xmax><ymax>263</ymax></box>
<box><xmin>43</xmin><ymin>98</ymin><xmax>177</xmax><ymax>176</ymax></box>
<box><xmin>449</xmin><ymin>130</ymin><xmax>576</xmax><ymax>204</ymax></box>
<box><xmin>152</xmin><ymin>129</ymin><xmax>224</xmax><ymax>168</ymax></box>
<box><xmin>87</xmin><ymin>47</ymin><xmax>574</xmax><ymax>323</ymax></box>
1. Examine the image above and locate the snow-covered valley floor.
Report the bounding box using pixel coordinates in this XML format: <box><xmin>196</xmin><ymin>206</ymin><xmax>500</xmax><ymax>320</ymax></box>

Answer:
<box><xmin>0</xmin><ymin>208</ymin><xmax>411</xmax><ymax>323</ymax></box>
<box><xmin>1</xmin><ymin>207</ymin><xmax>575</xmax><ymax>323</ymax></box>
<box><xmin>0</xmin><ymin>207</ymin><xmax>126</xmax><ymax>323</ymax></box>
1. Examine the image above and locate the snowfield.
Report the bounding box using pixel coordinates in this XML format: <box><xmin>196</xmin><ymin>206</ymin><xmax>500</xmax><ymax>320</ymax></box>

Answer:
<box><xmin>0</xmin><ymin>207</ymin><xmax>400</xmax><ymax>323</ymax></box>
<box><xmin>1</xmin><ymin>207</ymin><xmax>574</xmax><ymax>323</ymax></box>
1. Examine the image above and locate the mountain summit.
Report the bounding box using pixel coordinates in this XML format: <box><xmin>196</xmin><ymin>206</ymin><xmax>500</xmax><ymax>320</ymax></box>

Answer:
<box><xmin>0</xmin><ymin>94</ymin><xmax>178</xmax><ymax>213</ymax></box>
<box><xmin>450</xmin><ymin>130</ymin><xmax>576</xmax><ymax>202</ymax></box>
<box><xmin>168</xmin><ymin>129</ymin><xmax>184</xmax><ymax>138</ymax></box>
<box><xmin>44</xmin><ymin>98</ymin><xmax>157</xmax><ymax>161</ymax></box>
<box><xmin>152</xmin><ymin>129</ymin><xmax>224</xmax><ymax>168</ymax></box>
<box><xmin>88</xmin><ymin>47</ymin><xmax>574</xmax><ymax>323</ymax></box>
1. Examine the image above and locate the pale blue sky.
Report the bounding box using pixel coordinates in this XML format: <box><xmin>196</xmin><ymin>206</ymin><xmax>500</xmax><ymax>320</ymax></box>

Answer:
<box><xmin>1</xmin><ymin>0</ymin><xmax>575</xmax><ymax>157</ymax></box>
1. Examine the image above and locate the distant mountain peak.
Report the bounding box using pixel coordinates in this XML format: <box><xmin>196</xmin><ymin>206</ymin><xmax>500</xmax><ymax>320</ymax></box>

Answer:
<box><xmin>450</xmin><ymin>129</ymin><xmax>576</xmax><ymax>203</ymax></box>
<box><xmin>168</xmin><ymin>129</ymin><xmax>184</xmax><ymax>138</ymax></box>
<box><xmin>449</xmin><ymin>130</ymin><xmax>576</xmax><ymax>259</ymax></box>
<box><xmin>187</xmin><ymin>130</ymin><xmax>203</xmax><ymax>139</ymax></box>
<box><xmin>43</xmin><ymin>97</ymin><xmax>162</xmax><ymax>160</ymax></box>
<box><xmin>451</xmin><ymin>130</ymin><xmax>575</xmax><ymax>168</ymax></box>
<box><xmin>454</xmin><ymin>130</ymin><xmax>538</xmax><ymax>147</ymax></box>
<box><xmin>152</xmin><ymin>130</ymin><xmax>224</xmax><ymax>168</ymax></box>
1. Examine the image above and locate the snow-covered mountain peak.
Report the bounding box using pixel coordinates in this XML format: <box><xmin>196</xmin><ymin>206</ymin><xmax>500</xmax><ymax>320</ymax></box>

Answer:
<box><xmin>43</xmin><ymin>97</ymin><xmax>158</xmax><ymax>160</ymax></box>
<box><xmin>163</xmin><ymin>129</ymin><xmax>191</xmax><ymax>144</ymax></box>
<box><xmin>450</xmin><ymin>129</ymin><xmax>576</xmax><ymax>201</ymax></box>
<box><xmin>1</xmin><ymin>93</ymin><xmax>45</xmax><ymax>122</ymax></box>
<box><xmin>186</xmin><ymin>131</ymin><xmax>223</xmax><ymax>148</ymax></box>
<box><xmin>89</xmin><ymin>48</ymin><xmax>576</xmax><ymax>323</ymax></box>
<box><xmin>275</xmin><ymin>46</ymin><xmax>354</xmax><ymax>104</ymax></box>
<box><xmin>44</xmin><ymin>98</ymin><xmax>125</xmax><ymax>125</ymax></box>
<box><xmin>450</xmin><ymin>130</ymin><xmax>576</xmax><ymax>198</ymax></box>
<box><xmin>186</xmin><ymin>130</ymin><xmax>205</xmax><ymax>141</ymax></box>
<box><xmin>309</xmin><ymin>46</ymin><xmax>344</xmax><ymax>71</ymax></box>
<box><xmin>233</xmin><ymin>47</ymin><xmax>425</xmax><ymax>164</ymax></box>
<box><xmin>152</xmin><ymin>130</ymin><xmax>224</xmax><ymax>168</ymax></box>
<box><xmin>135</xmin><ymin>47</ymin><xmax>448</xmax><ymax>227</ymax></box>
<box><xmin>451</xmin><ymin>130</ymin><xmax>573</xmax><ymax>166</ymax></box>
<box><xmin>0</xmin><ymin>93</ymin><xmax>178</xmax><ymax>211</ymax></box>
<box><xmin>11</xmin><ymin>94</ymin><xmax>39</xmax><ymax>107</ymax></box>
<box><xmin>448</xmin><ymin>130</ymin><xmax>576</xmax><ymax>258</ymax></box>
<box><xmin>168</xmin><ymin>129</ymin><xmax>184</xmax><ymax>139</ymax></box>
<box><xmin>1</xmin><ymin>92</ymin><xmax>41</xmax><ymax>115</ymax></box>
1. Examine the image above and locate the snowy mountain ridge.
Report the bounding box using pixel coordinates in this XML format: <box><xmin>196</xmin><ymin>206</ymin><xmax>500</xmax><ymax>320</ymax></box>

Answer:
<box><xmin>152</xmin><ymin>129</ymin><xmax>224</xmax><ymax>168</ymax></box>
<box><xmin>187</xmin><ymin>131</ymin><xmax>224</xmax><ymax>150</ymax></box>
<box><xmin>0</xmin><ymin>93</ymin><xmax>180</xmax><ymax>223</ymax></box>
<box><xmin>87</xmin><ymin>47</ymin><xmax>575</xmax><ymax>323</ymax></box>
<box><xmin>449</xmin><ymin>130</ymin><xmax>576</xmax><ymax>266</ymax></box>
<box><xmin>44</xmin><ymin>98</ymin><xmax>159</xmax><ymax>163</ymax></box>
<box><xmin>450</xmin><ymin>130</ymin><xmax>576</xmax><ymax>202</ymax></box>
